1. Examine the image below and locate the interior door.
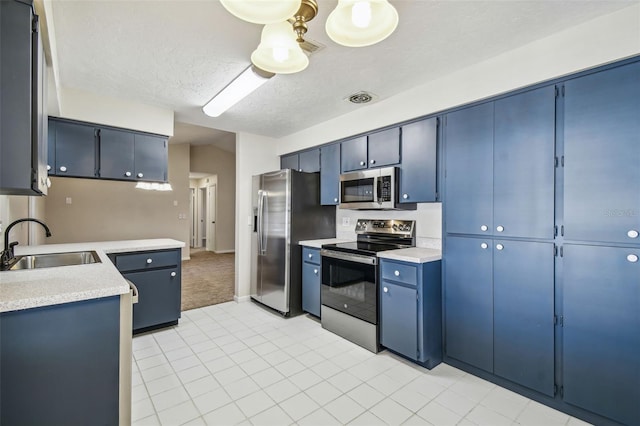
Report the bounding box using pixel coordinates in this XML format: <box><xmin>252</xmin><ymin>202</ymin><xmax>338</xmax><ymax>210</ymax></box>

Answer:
<box><xmin>206</xmin><ymin>184</ymin><xmax>216</xmax><ymax>252</ymax></box>
<box><xmin>259</xmin><ymin>170</ymin><xmax>289</xmax><ymax>313</ymax></box>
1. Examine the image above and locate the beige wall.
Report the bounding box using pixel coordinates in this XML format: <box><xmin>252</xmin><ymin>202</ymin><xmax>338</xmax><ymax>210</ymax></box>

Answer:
<box><xmin>189</xmin><ymin>145</ymin><xmax>236</xmax><ymax>253</ymax></box>
<box><xmin>43</xmin><ymin>144</ymin><xmax>191</xmax><ymax>258</ymax></box>
<box><xmin>0</xmin><ymin>195</ymin><xmax>48</xmax><ymax>249</ymax></box>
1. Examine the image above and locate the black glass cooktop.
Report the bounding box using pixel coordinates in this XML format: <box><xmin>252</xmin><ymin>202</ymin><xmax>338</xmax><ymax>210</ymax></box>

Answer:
<box><xmin>322</xmin><ymin>241</ymin><xmax>409</xmax><ymax>256</ymax></box>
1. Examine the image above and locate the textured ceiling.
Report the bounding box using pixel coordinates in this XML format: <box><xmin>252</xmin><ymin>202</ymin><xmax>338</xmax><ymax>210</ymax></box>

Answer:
<box><xmin>50</xmin><ymin>0</ymin><xmax>636</xmax><ymax>142</ymax></box>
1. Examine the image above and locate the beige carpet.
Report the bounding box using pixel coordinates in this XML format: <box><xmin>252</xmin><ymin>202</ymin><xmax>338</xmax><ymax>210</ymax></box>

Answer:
<box><xmin>181</xmin><ymin>249</ymin><xmax>235</xmax><ymax>312</ymax></box>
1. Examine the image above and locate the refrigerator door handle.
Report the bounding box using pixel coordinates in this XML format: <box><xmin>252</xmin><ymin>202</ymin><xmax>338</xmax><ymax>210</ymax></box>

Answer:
<box><xmin>261</xmin><ymin>191</ymin><xmax>268</xmax><ymax>254</ymax></box>
<box><xmin>257</xmin><ymin>190</ymin><xmax>264</xmax><ymax>254</ymax></box>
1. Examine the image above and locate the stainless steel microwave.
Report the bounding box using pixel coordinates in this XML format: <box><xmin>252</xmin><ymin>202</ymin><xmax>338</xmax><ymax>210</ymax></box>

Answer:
<box><xmin>339</xmin><ymin>166</ymin><xmax>411</xmax><ymax>210</ymax></box>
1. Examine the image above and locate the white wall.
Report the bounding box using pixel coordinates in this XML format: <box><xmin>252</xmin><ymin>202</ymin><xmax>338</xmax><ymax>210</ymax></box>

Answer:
<box><xmin>234</xmin><ymin>4</ymin><xmax>640</xmax><ymax>299</ymax></box>
<box><xmin>277</xmin><ymin>4</ymin><xmax>640</xmax><ymax>154</ymax></box>
<box><xmin>234</xmin><ymin>133</ymin><xmax>280</xmax><ymax>300</ymax></box>
<box><xmin>58</xmin><ymin>87</ymin><xmax>174</xmax><ymax>136</ymax></box>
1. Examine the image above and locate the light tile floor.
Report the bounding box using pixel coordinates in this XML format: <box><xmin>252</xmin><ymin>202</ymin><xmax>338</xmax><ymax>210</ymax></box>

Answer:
<box><xmin>132</xmin><ymin>301</ymin><xmax>591</xmax><ymax>426</ymax></box>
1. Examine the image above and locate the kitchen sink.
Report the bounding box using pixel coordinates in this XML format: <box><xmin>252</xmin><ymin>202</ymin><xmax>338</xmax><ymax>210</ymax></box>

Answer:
<box><xmin>9</xmin><ymin>251</ymin><xmax>101</xmax><ymax>270</ymax></box>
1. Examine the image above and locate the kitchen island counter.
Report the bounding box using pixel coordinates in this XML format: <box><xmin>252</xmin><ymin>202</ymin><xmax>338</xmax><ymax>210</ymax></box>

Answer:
<box><xmin>0</xmin><ymin>239</ymin><xmax>184</xmax><ymax>313</ymax></box>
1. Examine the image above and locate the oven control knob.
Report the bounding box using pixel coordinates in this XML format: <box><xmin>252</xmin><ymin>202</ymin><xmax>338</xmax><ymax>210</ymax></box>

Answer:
<box><xmin>392</xmin><ymin>224</ymin><xmax>398</xmax><ymax>230</ymax></box>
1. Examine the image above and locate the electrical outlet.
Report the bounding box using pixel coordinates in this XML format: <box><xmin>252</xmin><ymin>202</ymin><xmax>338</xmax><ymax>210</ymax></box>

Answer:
<box><xmin>342</xmin><ymin>217</ymin><xmax>351</xmax><ymax>226</ymax></box>
<box><xmin>65</xmin><ymin>197</ymin><xmax>72</xmax><ymax>205</ymax></box>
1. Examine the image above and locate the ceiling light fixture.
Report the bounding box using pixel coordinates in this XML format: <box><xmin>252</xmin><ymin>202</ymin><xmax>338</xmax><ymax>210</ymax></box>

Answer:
<box><xmin>202</xmin><ymin>65</ymin><xmax>275</xmax><ymax>117</ymax></box>
<box><xmin>219</xmin><ymin>0</ymin><xmax>399</xmax><ymax>72</ymax></box>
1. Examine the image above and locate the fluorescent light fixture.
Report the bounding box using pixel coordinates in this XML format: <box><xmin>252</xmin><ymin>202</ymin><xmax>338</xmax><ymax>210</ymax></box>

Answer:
<box><xmin>202</xmin><ymin>66</ymin><xmax>274</xmax><ymax>117</ymax></box>
<box><xmin>135</xmin><ymin>182</ymin><xmax>173</xmax><ymax>191</ymax></box>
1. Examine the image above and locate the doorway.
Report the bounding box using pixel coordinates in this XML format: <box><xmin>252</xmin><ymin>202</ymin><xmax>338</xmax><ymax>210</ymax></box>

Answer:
<box><xmin>206</xmin><ymin>184</ymin><xmax>216</xmax><ymax>252</ymax></box>
<box><xmin>189</xmin><ymin>174</ymin><xmax>218</xmax><ymax>251</ymax></box>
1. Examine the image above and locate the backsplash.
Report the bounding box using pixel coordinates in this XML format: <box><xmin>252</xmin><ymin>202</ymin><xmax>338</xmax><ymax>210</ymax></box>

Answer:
<box><xmin>335</xmin><ymin>203</ymin><xmax>442</xmax><ymax>249</ymax></box>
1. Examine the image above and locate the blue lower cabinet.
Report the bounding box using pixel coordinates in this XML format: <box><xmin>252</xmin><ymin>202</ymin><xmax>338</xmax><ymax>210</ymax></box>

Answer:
<box><xmin>563</xmin><ymin>244</ymin><xmax>640</xmax><ymax>426</ymax></box>
<box><xmin>444</xmin><ymin>236</ymin><xmax>494</xmax><ymax>372</ymax></box>
<box><xmin>302</xmin><ymin>261</ymin><xmax>321</xmax><ymax>317</ymax></box>
<box><xmin>379</xmin><ymin>259</ymin><xmax>442</xmax><ymax>369</ymax></box>
<box><xmin>0</xmin><ymin>297</ymin><xmax>120</xmax><ymax>425</ymax></box>
<box><xmin>493</xmin><ymin>240</ymin><xmax>555</xmax><ymax>396</ymax></box>
<box><xmin>302</xmin><ymin>247</ymin><xmax>321</xmax><ymax>317</ymax></box>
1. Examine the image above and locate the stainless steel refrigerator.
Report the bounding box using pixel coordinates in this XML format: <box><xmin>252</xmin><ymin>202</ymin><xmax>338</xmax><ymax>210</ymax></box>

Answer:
<box><xmin>251</xmin><ymin>169</ymin><xmax>335</xmax><ymax>316</ymax></box>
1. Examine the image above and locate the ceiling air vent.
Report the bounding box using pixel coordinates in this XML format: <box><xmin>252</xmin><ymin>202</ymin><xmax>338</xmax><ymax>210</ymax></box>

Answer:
<box><xmin>347</xmin><ymin>91</ymin><xmax>376</xmax><ymax>104</ymax></box>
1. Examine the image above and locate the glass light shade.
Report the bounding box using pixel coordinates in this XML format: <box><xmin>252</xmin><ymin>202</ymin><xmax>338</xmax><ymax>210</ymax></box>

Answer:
<box><xmin>326</xmin><ymin>0</ymin><xmax>399</xmax><ymax>47</ymax></box>
<box><xmin>251</xmin><ymin>22</ymin><xmax>309</xmax><ymax>74</ymax></box>
<box><xmin>220</xmin><ymin>0</ymin><xmax>301</xmax><ymax>24</ymax></box>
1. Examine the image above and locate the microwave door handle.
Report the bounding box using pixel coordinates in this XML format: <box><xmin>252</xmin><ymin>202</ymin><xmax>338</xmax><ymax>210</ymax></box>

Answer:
<box><xmin>376</xmin><ymin>176</ymin><xmax>382</xmax><ymax>205</ymax></box>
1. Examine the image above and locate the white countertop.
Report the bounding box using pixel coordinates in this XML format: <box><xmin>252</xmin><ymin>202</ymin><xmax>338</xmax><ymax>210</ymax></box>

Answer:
<box><xmin>1</xmin><ymin>239</ymin><xmax>185</xmax><ymax>313</ymax></box>
<box><xmin>298</xmin><ymin>238</ymin><xmax>351</xmax><ymax>249</ymax></box>
<box><xmin>377</xmin><ymin>247</ymin><xmax>442</xmax><ymax>263</ymax></box>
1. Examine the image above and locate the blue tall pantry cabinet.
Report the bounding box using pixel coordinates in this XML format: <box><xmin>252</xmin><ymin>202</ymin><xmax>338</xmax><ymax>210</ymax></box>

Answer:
<box><xmin>443</xmin><ymin>59</ymin><xmax>640</xmax><ymax>426</ymax></box>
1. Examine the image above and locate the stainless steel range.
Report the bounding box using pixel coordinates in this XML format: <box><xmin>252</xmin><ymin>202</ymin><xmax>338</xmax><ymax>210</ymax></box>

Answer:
<box><xmin>320</xmin><ymin>219</ymin><xmax>416</xmax><ymax>353</ymax></box>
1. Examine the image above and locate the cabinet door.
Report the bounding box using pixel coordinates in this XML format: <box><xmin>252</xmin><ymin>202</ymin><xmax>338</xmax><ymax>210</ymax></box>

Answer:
<box><xmin>368</xmin><ymin>128</ymin><xmax>400</xmax><ymax>168</ymax></box>
<box><xmin>563</xmin><ymin>244</ymin><xmax>640</xmax><ymax>426</ymax></box>
<box><xmin>444</xmin><ymin>103</ymin><xmax>494</xmax><ymax>235</ymax></box>
<box><xmin>380</xmin><ymin>280</ymin><xmax>417</xmax><ymax>360</ymax></box>
<box><xmin>494</xmin><ymin>86</ymin><xmax>556</xmax><ymax>239</ymax></box>
<box><xmin>299</xmin><ymin>149</ymin><xmax>320</xmax><ymax>172</ymax></box>
<box><xmin>47</xmin><ymin>119</ymin><xmax>56</xmax><ymax>175</ymax></box>
<box><xmin>493</xmin><ymin>240</ymin><xmax>555</xmax><ymax>396</ymax></box>
<box><xmin>564</xmin><ymin>62</ymin><xmax>640</xmax><ymax>244</ymax></box>
<box><xmin>341</xmin><ymin>136</ymin><xmax>368</xmax><ymax>172</ymax></box>
<box><xmin>99</xmin><ymin>128</ymin><xmax>135</xmax><ymax>180</ymax></box>
<box><xmin>320</xmin><ymin>144</ymin><xmax>340</xmax><ymax>205</ymax></box>
<box><xmin>399</xmin><ymin>118</ymin><xmax>437</xmax><ymax>203</ymax></box>
<box><xmin>280</xmin><ymin>153</ymin><xmax>299</xmax><ymax>170</ymax></box>
<box><xmin>444</xmin><ymin>236</ymin><xmax>493</xmax><ymax>372</ymax></box>
<box><xmin>126</xmin><ymin>268</ymin><xmax>181</xmax><ymax>331</ymax></box>
<box><xmin>134</xmin><ymin>134</ymin><xmax>167</xmax><ymax>182</ymax></box>
<box><xmin>55</xmin><ymin>121</ymin><xmax>97</xmax><ymax>178</ymax></box>
<box><xmin>302</xmin><ymin>261</ymin><xmax>321</xmax><ymax>317</ymax></box>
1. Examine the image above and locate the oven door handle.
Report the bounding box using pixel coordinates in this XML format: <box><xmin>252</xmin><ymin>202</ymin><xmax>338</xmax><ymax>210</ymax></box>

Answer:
<box><xmin>321</xmin><ymin>249</ymin><xmax>378</xmax><ymax>265</ymax></box>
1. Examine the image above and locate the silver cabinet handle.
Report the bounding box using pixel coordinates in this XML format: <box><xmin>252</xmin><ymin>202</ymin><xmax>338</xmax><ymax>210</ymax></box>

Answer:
<box><xmin>125</xmin><ymin>171</ymin><xmax>132</xmax><ymax>177</ymax></box>
<box><xmin>496</xmin><ymin>244</ymin><xmax>504</xmax><ymax>251</ymax></box>
<box><xmin>628</xmin><ymin>230</ymin><xmax>639</xmax><ymax>239</ymax></box>
<box><xmin>298</xmin><ymin>168</ymin><xmax>302</xmax><ymax>172</ymax></box>
<box><xmin>171</xmin><ymin>271</ymin><xmax>177</xmax><ymax>277</ymax></box>
<box><xmin>137</xmin><ymin>172</ymin><xmax>144</xmax><ymax>178</ymax></box>
<box><xmin>496</xmin><ymin>225</ymin><xmax>504</xmax><ymax>232</ymax></box>
<box><xmin>383</xmin><ymin>287</ymin><xmax>388</xmax><ymax>293</ymax></box>
<box><xmin>146</xmin><ymin>258</ymin><xmax>153</xmax><ymax>264</ymax></box>
<box><xmin>59</xmin><ymin>166</ymin><xmax>67</xmax><ymax>172</ymax></box>
<box><xmin>370</xmin><ymin>159</ymin><xmax>376</xmax><ymax>165</ymax></box>
<box><xmin>627</xmin><ymin>254</ymin><xmax>638</xmax><ymax>263</ymax></box>
<box><xmin>334</xmin><ymin>198</ymin><xmax>338</xmax><ymax>203</ymax></box>
<box><xmin>480</xmin><ymin>225</ymin><xmax>488</xmax><ymax>231</ymax></box>
<box><xmin>47</xmin><ymin>165</ymin><xmax>51</xmax><ymax>171</ymax></box>
<box><xmin>394</xmin><ymin>270</ymin><xmax>400</xmax><ymax>277</ymax></box>
<box><xmin>308</xmin><ymin>253</ymin><xmax>313</xmax><ymax>259</ymax></box>
<box><xmin>481</xmin><ymin>243</ymin><xmax>488</xmax><ymax>249</ymax></box>
<box><xmin>313</xmin><ymin>269</ymin><xmax>318</xmax><ymax>275</ymax></box>
<box><xmin>359</xmin><ymin>161</ymin><xmax>365</xmax><ymax>166</ymax></box>
<box><xmin>402</xmin><ymin>194</ymin><xmax>409</xmax><ymax>200</ymax></box>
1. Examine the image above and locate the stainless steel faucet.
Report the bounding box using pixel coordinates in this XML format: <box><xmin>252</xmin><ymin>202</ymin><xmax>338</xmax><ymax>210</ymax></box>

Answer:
<box><xmin>1</xmin><ymin>218</ymin><xmax>52</xmax><ymax>270</ymax></box>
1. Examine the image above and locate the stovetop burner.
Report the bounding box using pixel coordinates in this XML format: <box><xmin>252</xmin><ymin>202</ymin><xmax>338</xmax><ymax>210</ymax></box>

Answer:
<box><xmin>322</xmin><ymin>219</ymin><xmax>416</xmax><ymax>256</ymax></box>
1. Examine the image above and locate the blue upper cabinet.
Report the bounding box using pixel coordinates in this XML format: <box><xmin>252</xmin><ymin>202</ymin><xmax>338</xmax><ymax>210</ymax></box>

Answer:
<box><xmin>99</xmin><ymin>128</ymin><xmax>135</xmax><ymax>180</ymax></box>
<box><xmin>134</xmin><ymin>134</ymin><xmax>167</xmax><ymax>182</ymax></box>
<box><xmin>367</xmin><ymin>128</ymin><xmax>400</xmax><ymax>168</ymax></box>
<box><xmin>563</xmin><ymin>244</ymin><xmax>640</xmax><ymax>426</ymax></box>
<box><xmin>320</xmin><ymin>144</ymin><xmax>340</xmax><ymax>205</ymax></box>
<box><xmin>280</xmin><ymin>153</ymin><xmax>299</xmax><ymax>170</ymax></box>
<box><xmin>494</xmin><ymin>86</ymin><xmax>556</xmax><ymax>239</ymax></box>
<box><xmin>444</xmin><ymin>102</ymin><xmax>494</xmax><ymax>235</ymax></box>
<box><xmin>54</xmin><ymin>120</ymin><xmax>97</xmax><ymax>178</ymax></box>
<box><xmin>399</xmin><ymin>118</ymin><xmax>438</xmax><ymax>203</ymax></box>
<box><xmin>341</xmin><ymin>135</ymin><xmax>368</xmax><ymax>172</ymax></box>
<box><xmin>564</xmin><ymin>61</ymin><xmax>640</xmax><ymax>245</ymax></box>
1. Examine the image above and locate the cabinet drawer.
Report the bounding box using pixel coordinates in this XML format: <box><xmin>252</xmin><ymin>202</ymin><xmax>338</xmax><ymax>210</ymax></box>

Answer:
<box><xmin>302</xmin><ymin>247</ymin><xmax>321</xmax><ymax>265</ymax></box>
<box><xmin>381</xmin><ymin>260</ymin><xmax>418</xmax><ymax>286</ymax></box>
<box><xmin>114</xmin><ymin>250</ymin><xmax>179</xmax><ymax>272</ymax></box>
